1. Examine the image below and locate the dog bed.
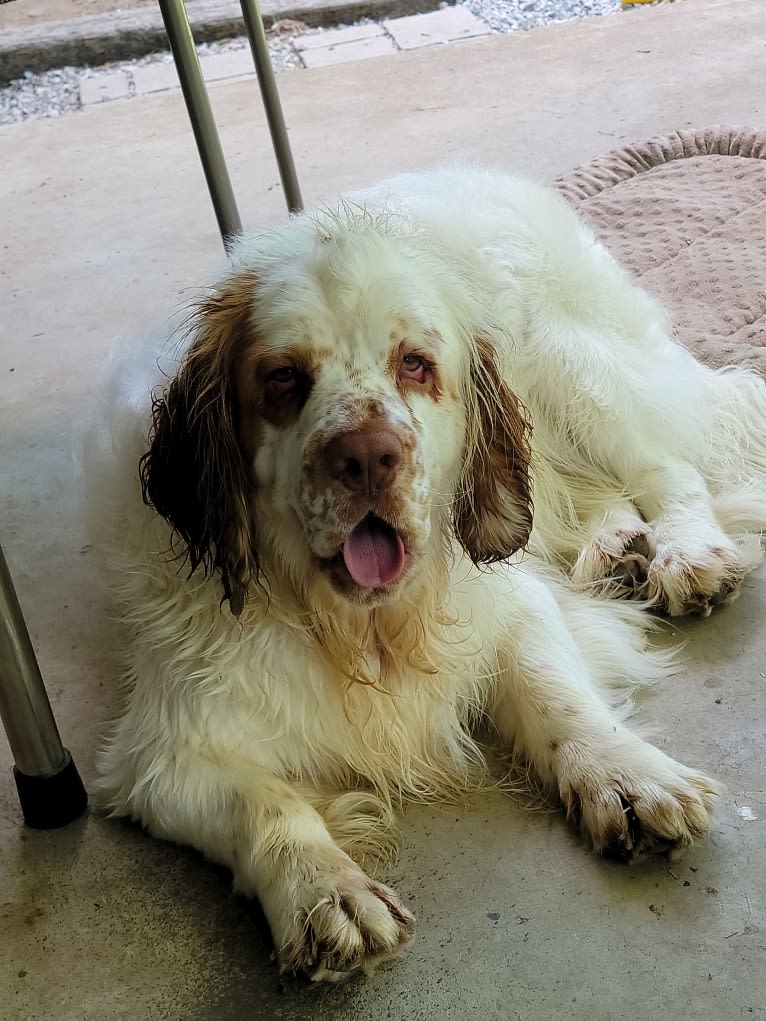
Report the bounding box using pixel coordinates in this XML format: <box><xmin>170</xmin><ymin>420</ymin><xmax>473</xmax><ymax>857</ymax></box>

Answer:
<box><xmin>555</xmin><ymin>126</ymin><xmax>766</xmax><ymax>372</ymax></box>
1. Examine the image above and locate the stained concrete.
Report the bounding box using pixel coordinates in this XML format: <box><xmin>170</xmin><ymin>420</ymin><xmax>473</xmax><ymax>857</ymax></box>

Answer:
<box><xmin>1</xmin><ymin>1</ymin><xmax>765</xmax><ymax>1018</ymax></box>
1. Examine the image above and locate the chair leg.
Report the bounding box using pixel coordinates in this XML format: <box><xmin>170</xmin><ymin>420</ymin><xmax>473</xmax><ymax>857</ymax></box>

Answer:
<box><xmin>158</xmin><ymin>0</ymin><xmax>303</xmax><ymax>251</ymax></box>
<box><xmin>0</xmin><ymin>545</ymin><xmax>87</xmax><ymax>828</ymax></box>
<box><xmin>239</xmin><ymin>0</ymin><xmax>303</xmax><ymax>214</ymax></box>
<box><xmin>158</xmin><ymin>0</ymin><xmax>244</xmax><ymax>249</ymax></box>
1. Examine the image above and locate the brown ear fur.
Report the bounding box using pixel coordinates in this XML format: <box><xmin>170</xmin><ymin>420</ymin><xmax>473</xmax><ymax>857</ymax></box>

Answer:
<box><xmin>139</xmin><ymin>270</ymin><xmax>259</xmax><ymax>615</ymax></box>
<box><xmin>453</xmin><ymin>335</ymin><xmax>533</xmax><ymax>564</ymax></box>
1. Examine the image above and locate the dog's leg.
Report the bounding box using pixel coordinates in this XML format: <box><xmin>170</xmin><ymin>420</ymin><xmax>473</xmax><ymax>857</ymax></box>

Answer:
<box><xmin>105</xmin><ymin>758</ymin><xmax>413</xmax><ymax>981</ymax></box>
<box><xmin>569</xmin><ymin>471</ymin><xmax>761</xmax><ymax>615</ymax></box>
<box><xmin>488</xmin><ymin>565</ymin><xmax>719</xmax><ymax>859</ymax></box>
<box><xmin>622</xmin><ymin>458</ymin><xmax>762</xmax><ymax>616</ymax></box>
<box><xmin>241</xmin><ymin>777</ymin><xmax>414</xmax><ymax>981</ymax></box>
<box><xmin>504</xmin><ymin>211</ymin><xmax>764</xmax><ymax>615</ymax></box>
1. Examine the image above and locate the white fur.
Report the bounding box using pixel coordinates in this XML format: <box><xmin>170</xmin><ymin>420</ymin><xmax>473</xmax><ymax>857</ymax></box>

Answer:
<box><xmin>86</xmin><ymin>167</ymin><xmax>766</xmax><ymax>981</ymax></box>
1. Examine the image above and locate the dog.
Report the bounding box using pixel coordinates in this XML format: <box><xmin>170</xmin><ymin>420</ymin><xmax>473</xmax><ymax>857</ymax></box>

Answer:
<box><xmin>87</xmin><ymin>166</ymin><xmax>766</xmax><ymax>982</ymax></box>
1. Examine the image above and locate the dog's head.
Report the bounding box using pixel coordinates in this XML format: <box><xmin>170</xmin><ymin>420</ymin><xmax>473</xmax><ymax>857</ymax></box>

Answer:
<box><xmin>141</xmin><ymin>213</ymin><xmax>532</xmax><ymax>614</ymax></box>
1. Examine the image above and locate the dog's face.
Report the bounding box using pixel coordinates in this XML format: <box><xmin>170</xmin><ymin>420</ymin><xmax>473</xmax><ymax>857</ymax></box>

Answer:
<box><xmin>141</xmin><ymin>215</ymin><xmax>533</xmax><ymax>612</ymax></box>
<box><xmin>237</xmin><ymin>230</ymin><xmax>472</xmax><ymax>605</ymax></box>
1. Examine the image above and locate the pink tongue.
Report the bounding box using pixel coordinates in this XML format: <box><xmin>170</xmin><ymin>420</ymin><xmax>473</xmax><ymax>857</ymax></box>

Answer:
<box><xmin>342</xmin><ymin>517</ymin><xmax>406</xmax><ymax>588</ymax></box>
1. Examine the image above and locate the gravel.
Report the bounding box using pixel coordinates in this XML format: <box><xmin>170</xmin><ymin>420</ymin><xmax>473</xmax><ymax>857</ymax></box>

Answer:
<box><xmin>0</xmin><ymin>35</ymin><xmax>303</xmax><ymax>125</ymax></box>
<box><xmin>0</xmin><ymin>66</ymin><xmax>83</xmax><ymax>123</ymax></box>
<box><xmin>463</xmin><ymin>0</ymin><xmax>620</xmax><ymax>32</ymax></box>
<box><xmin>0</xmin><ymin>0</ymin><xmax>623</xmax><ymax>126</ymax></box>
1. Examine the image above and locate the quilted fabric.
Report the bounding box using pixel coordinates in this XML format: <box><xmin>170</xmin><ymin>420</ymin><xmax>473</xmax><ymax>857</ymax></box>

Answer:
<box><xmin>555</xmin><ymin>127</ymin><xmax>766</xmax><ymax>372</ymax></box>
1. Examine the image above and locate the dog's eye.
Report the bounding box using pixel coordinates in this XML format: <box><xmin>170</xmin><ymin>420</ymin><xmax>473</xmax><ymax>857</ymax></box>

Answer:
<box><xmin>269</xmin><ymin>366</ymin><xmax>296</xmax><ymax>383</ymax></box>
<box><xmin>399</xmin><ymin>354</ymin><xmax>428</xmax><ymax>385</ymax></box>
<box><xmin>258</xmin><ymin>361</ymin><xmax>313</xmax><ymax>424</ymax></box>
<box><xmin>265</xmin><ymin>366</ymin><xmax>298</xmax><ymax>398</ymax></box>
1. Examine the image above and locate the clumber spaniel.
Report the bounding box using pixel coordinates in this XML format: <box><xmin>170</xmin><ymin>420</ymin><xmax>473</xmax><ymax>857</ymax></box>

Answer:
<box><xmin>87</xmin><ymin>167</ymin><xmax>766</xmax><ymax>981</ymax></box>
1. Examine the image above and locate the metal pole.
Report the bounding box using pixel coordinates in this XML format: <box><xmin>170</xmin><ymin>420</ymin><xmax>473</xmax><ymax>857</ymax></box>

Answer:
<box><xmin>239</xmin><ymin>0</ymin><xmax>304</xmax><ymax>213</ymax></box>
<box><xmin>0</xmin><ymin>547</ymin><xmax>67</xmax><ymax>777</ymax></box>
<box><xmin>158</xmin><ymin>0</ymin><xmax>243</xmax><ymax>249</ymax></box>
<box><xmin>0</xmin><ymin>545</ymin><xmax>87</xmax><ymax>827</ymax></box>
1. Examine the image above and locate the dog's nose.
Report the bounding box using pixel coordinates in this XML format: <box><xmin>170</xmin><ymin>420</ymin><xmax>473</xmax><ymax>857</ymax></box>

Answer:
<box><xmin>325</xmin><ymin>427</ymin><xmax>404</xmax><ymax>494</ymax></box>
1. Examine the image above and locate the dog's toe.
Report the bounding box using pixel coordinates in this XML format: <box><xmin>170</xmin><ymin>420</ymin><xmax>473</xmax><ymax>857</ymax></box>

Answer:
<box><xmin>280</xmin><ymin>875</ymin><xmax>415</xmax><ymax>982</ymax></box>
<box><xmin>556</xmin><ymin>740</ymin><xmax>720</xmax><ymax>862</ymax></box>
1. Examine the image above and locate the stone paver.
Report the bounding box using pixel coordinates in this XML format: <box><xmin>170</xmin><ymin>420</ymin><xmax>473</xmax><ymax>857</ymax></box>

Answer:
<box><xmin>295</xmin><ymin>23</ymin><xmax>387</xmax><ymax>52</ymax></box>
<box><xmin>76</xmin><ymin>9</ymin><xmax>494</xmax><ymax>108</ymax></box>
<box><xmin>132</xmin><ymin>61</ymin><xmax>179</xmax><ymax>96</ymax></box>
<box><xmin>300</xmin><ymin>33</ymin><xmax>397</xmax><ymax>67</ymax></box>
<box><xmin>84</xmin><ymin>47</ymin><xmax>256</xmax><ymax>103</ymax></box>
<box><xmin>383</xmin><ymin>6</ymin><xmax>490</xmax><ymax>49</ymax></box>
<box><xmin>79</xmin><ymin>71</ymin><xmax>131</xmax><ymax>106</ymax></box>
<box><xmin>198</xmin><ymin>47</ymin><xmax>256</xmax><ymax>82</ymax></box>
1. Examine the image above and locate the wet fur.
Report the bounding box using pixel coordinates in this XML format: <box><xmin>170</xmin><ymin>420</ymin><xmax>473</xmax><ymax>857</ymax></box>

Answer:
<box><xmin>86</xmin><ymin>166</ymin><xmax>766</xmax><ymax>981</ymax></box>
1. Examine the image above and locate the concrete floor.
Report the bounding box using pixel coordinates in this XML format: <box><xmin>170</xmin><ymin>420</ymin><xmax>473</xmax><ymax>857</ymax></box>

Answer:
<box><xmin>2</xmin><ymin>1</ymin><xmax>765</xmax><ymax>1018</ymax></box>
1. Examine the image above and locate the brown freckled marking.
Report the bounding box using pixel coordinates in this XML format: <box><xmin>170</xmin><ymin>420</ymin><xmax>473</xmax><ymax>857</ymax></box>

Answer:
<box><xmin>385</xmin><ymin>343</ymin><xmax>401</xmax><ymax>378</ymax></box>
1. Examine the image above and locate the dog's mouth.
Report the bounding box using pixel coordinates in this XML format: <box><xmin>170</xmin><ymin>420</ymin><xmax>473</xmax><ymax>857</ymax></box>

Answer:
<box><xmin>343</xmin><ymin>513</ymin><xmax>407</xmax><ymax>587</ymax></box>
<box><xmin>319</xmin><ymin>513</ymin><xmax>411</xmax><ymax>597</ymax></box>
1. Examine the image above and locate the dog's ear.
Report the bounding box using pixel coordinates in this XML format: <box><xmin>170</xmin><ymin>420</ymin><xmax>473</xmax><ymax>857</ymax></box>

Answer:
<box><xmin>453</xmin><ymin>334</ymin><xmax>533</xmax><ymax>564</ymax></box>
<box><xmin>139</xmin><ymin>270</ymin><xmax>259</xmax><ymax>615</ymax></box>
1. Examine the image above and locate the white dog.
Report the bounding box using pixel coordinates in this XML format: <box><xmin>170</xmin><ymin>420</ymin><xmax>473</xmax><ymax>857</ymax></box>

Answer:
<box><xmin>87</xmin><ymin>167</ymin><xmax>766</xmax><ymax>982</ymax></box>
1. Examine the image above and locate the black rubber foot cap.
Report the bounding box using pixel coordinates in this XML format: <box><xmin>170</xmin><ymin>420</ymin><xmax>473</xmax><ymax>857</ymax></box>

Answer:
<box><xmin>13</xmin><ymin>750</ymin><xmax>88</xmax><ymax>829</ymax></box>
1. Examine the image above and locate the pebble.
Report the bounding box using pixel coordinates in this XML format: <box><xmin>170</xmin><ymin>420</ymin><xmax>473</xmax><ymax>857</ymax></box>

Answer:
<box><xmin>0</xmin><ymin>0</ymin><xmax>622</xmax><ymax>126</ymax></box>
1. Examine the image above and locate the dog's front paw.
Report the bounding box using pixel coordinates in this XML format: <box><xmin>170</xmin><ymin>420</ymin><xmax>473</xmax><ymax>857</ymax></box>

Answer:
<box><xmin>572</xmin><ymin>523</ymin><xmax>655</xmax><ymax>598</ymax></box>
<box><xmin>279</xmin><ymin>870</ymin><xmax>415</xmax><ymax>982</ymax></box>
<box><xmin>646</xmin><ymin>537</ymin><xmax>752</xmax><ymax>616</ymax></box>
<box><xmin>555</xmin><ymin>739</ymin><xmax>720</xmax><ymax>862</ymax></box>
